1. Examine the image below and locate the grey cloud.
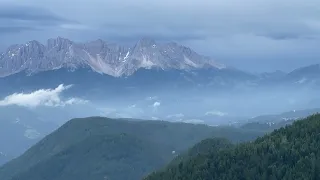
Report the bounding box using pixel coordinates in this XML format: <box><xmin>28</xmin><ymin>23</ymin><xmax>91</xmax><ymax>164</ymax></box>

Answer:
<box><xmin>0</xmin><ymin>4</ymin><xmax>78</xmax><ymax>34</ymax></box>
<box><xmin>0</xmin><ymin>26</ymin><xmax>38</xmax><ymax>33</ymax></box>
<box><xmin>0</xmin><ymin>5</ymin><xmax>72</xmax><ymax>23</ymax></box>
<box><xmin>97</xmin><ymin>28</ymin><xmax>207</xmax><ymax>43</ymax></box>
<box><xmin>2</xmin><ymin>0</ymin><xmax>320</xmax><ymax>41</ymax></box>
<box><xmin>93</xmin><ymin>0</ymin><xmax>320</xmax><ymax>42</ymax></box>
<box><xmin>256</xmin><ymin>33</ymin><xmax>310</xmax><ymax>40</ymax></box>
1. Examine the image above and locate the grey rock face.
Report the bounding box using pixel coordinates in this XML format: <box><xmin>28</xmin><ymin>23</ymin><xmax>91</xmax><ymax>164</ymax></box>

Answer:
<box><xmin>0</xmin><ymin>37</ymin><xmax>225</xmax><ymax>77</ymax></box>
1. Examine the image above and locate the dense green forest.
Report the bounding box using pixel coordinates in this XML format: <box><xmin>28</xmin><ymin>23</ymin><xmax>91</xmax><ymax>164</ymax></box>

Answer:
<box><xmin>0</xmin><ymin>117</ymin><xmax>263</xmax><ymax>180</ymax></box>
<box><xmin>145</xmin><ymin>114</ymin><xmax>320</xmax><ymax>180</ymax></box>
<box><xmin>167</xmin><ymin>138</ymin><xmax>234</xmax><ymax>167</ymax></box>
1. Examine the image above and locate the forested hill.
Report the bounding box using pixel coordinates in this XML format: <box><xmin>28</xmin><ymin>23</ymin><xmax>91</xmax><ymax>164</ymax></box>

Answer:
<box><xmin>145</xmin><ymin>114</ymin><xmax>320</xmax><ymax>180</ymax></box>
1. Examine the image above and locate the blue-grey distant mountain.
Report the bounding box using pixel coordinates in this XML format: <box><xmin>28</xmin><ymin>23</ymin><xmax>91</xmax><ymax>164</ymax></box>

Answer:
<box><xmin>239</xmin><ymin>108</ymin><xmax>320</xmax><ymax>132</ymax></box>
<box><xmin>286</xmin><ymin>64</ymin><xmax>320</xmax><ymax>85</ymax></box>
<box><xmin>0</xmin><ymin>67</ymin><xmax>257</xmax><ymax>100</ymax></box>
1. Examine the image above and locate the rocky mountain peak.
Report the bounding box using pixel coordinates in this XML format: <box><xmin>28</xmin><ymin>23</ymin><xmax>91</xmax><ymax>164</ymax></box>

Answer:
<box><xmin>47</xmin><ymin>37</ymin><xmax>73</xmax><ymax>50</ymax></box>
<box><xmin>135</xmin><ymin>38</ymin><xmax>157</xmax><ymax>48</ymax></box>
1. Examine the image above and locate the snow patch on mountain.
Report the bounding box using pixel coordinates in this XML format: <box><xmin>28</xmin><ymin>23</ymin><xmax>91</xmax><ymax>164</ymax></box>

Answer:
<box><xmin>124</xmin><ymin>51</ymin><xmax>130</xmax><ymax>60</ymax></box>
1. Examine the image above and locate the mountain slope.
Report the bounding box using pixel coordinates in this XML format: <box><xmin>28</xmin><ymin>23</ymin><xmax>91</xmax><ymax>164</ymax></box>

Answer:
<box><xmin>10</xmin><ymin>134</ymin><xmax>167</xmax><ymax>180</ymax></box>
<box><xmin>145</xmin><ymin>114</ymin><xmax>320</xmax><ymax>180</ymax></box>
<box><xmin>0</xmin><ymin>117</ymin><xmax>264</xmax><ymax>180</ymax></box>
<box><xmin>0</xmin><ymin>37</ymin><xmax>225</xmax><ymax>77</ymax></box>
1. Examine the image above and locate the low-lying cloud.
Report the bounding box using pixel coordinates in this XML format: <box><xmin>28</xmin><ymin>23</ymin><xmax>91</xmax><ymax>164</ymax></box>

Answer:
<box><xmin>205</xmin><ymin>110</ymin><xmax>228</xmax><ymax>117</ymax></box>
<box><xmin>167</xmin><ymin>113</ymin><xmax>184</xmax><ymax>119</ymax></box>
<box><xmin>0</xmin><ymin>84</ymin><xmax>87</xmax><ymax>108</ymax></box>
<box><xmin>151</xmin><ymin>101</ymin><xmax>161</xmax><ymax>112</ymax></box>
<box><xmin>153</xmin><ymin>102</ymin><xmax>161</xmax><ymax>108</ymax></box>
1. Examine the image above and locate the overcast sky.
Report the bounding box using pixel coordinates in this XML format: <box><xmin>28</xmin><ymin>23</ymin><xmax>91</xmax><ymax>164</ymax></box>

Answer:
<box><xmin>0</xmin><ymin>0</ymin><xmax>319</xmax><ymax>72</ymax></box>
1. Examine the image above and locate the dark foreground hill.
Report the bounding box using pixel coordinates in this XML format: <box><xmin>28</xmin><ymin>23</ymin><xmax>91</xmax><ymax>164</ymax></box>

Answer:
<box><xmin>0</xmin><ymin>117</ymin><xmax>263</xmax><ymax>180</ymax></box>
<box><xmin>145</xmin><ymin>114</ymin><xmax>320</xmax><ymax>180</ymax></box>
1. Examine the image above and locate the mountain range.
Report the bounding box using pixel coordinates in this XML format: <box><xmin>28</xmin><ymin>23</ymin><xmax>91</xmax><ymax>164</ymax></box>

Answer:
<box><xmin>0</xmin><ymin>37</ymin><xmax>225</xmax><ymax>77</ymax></box>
